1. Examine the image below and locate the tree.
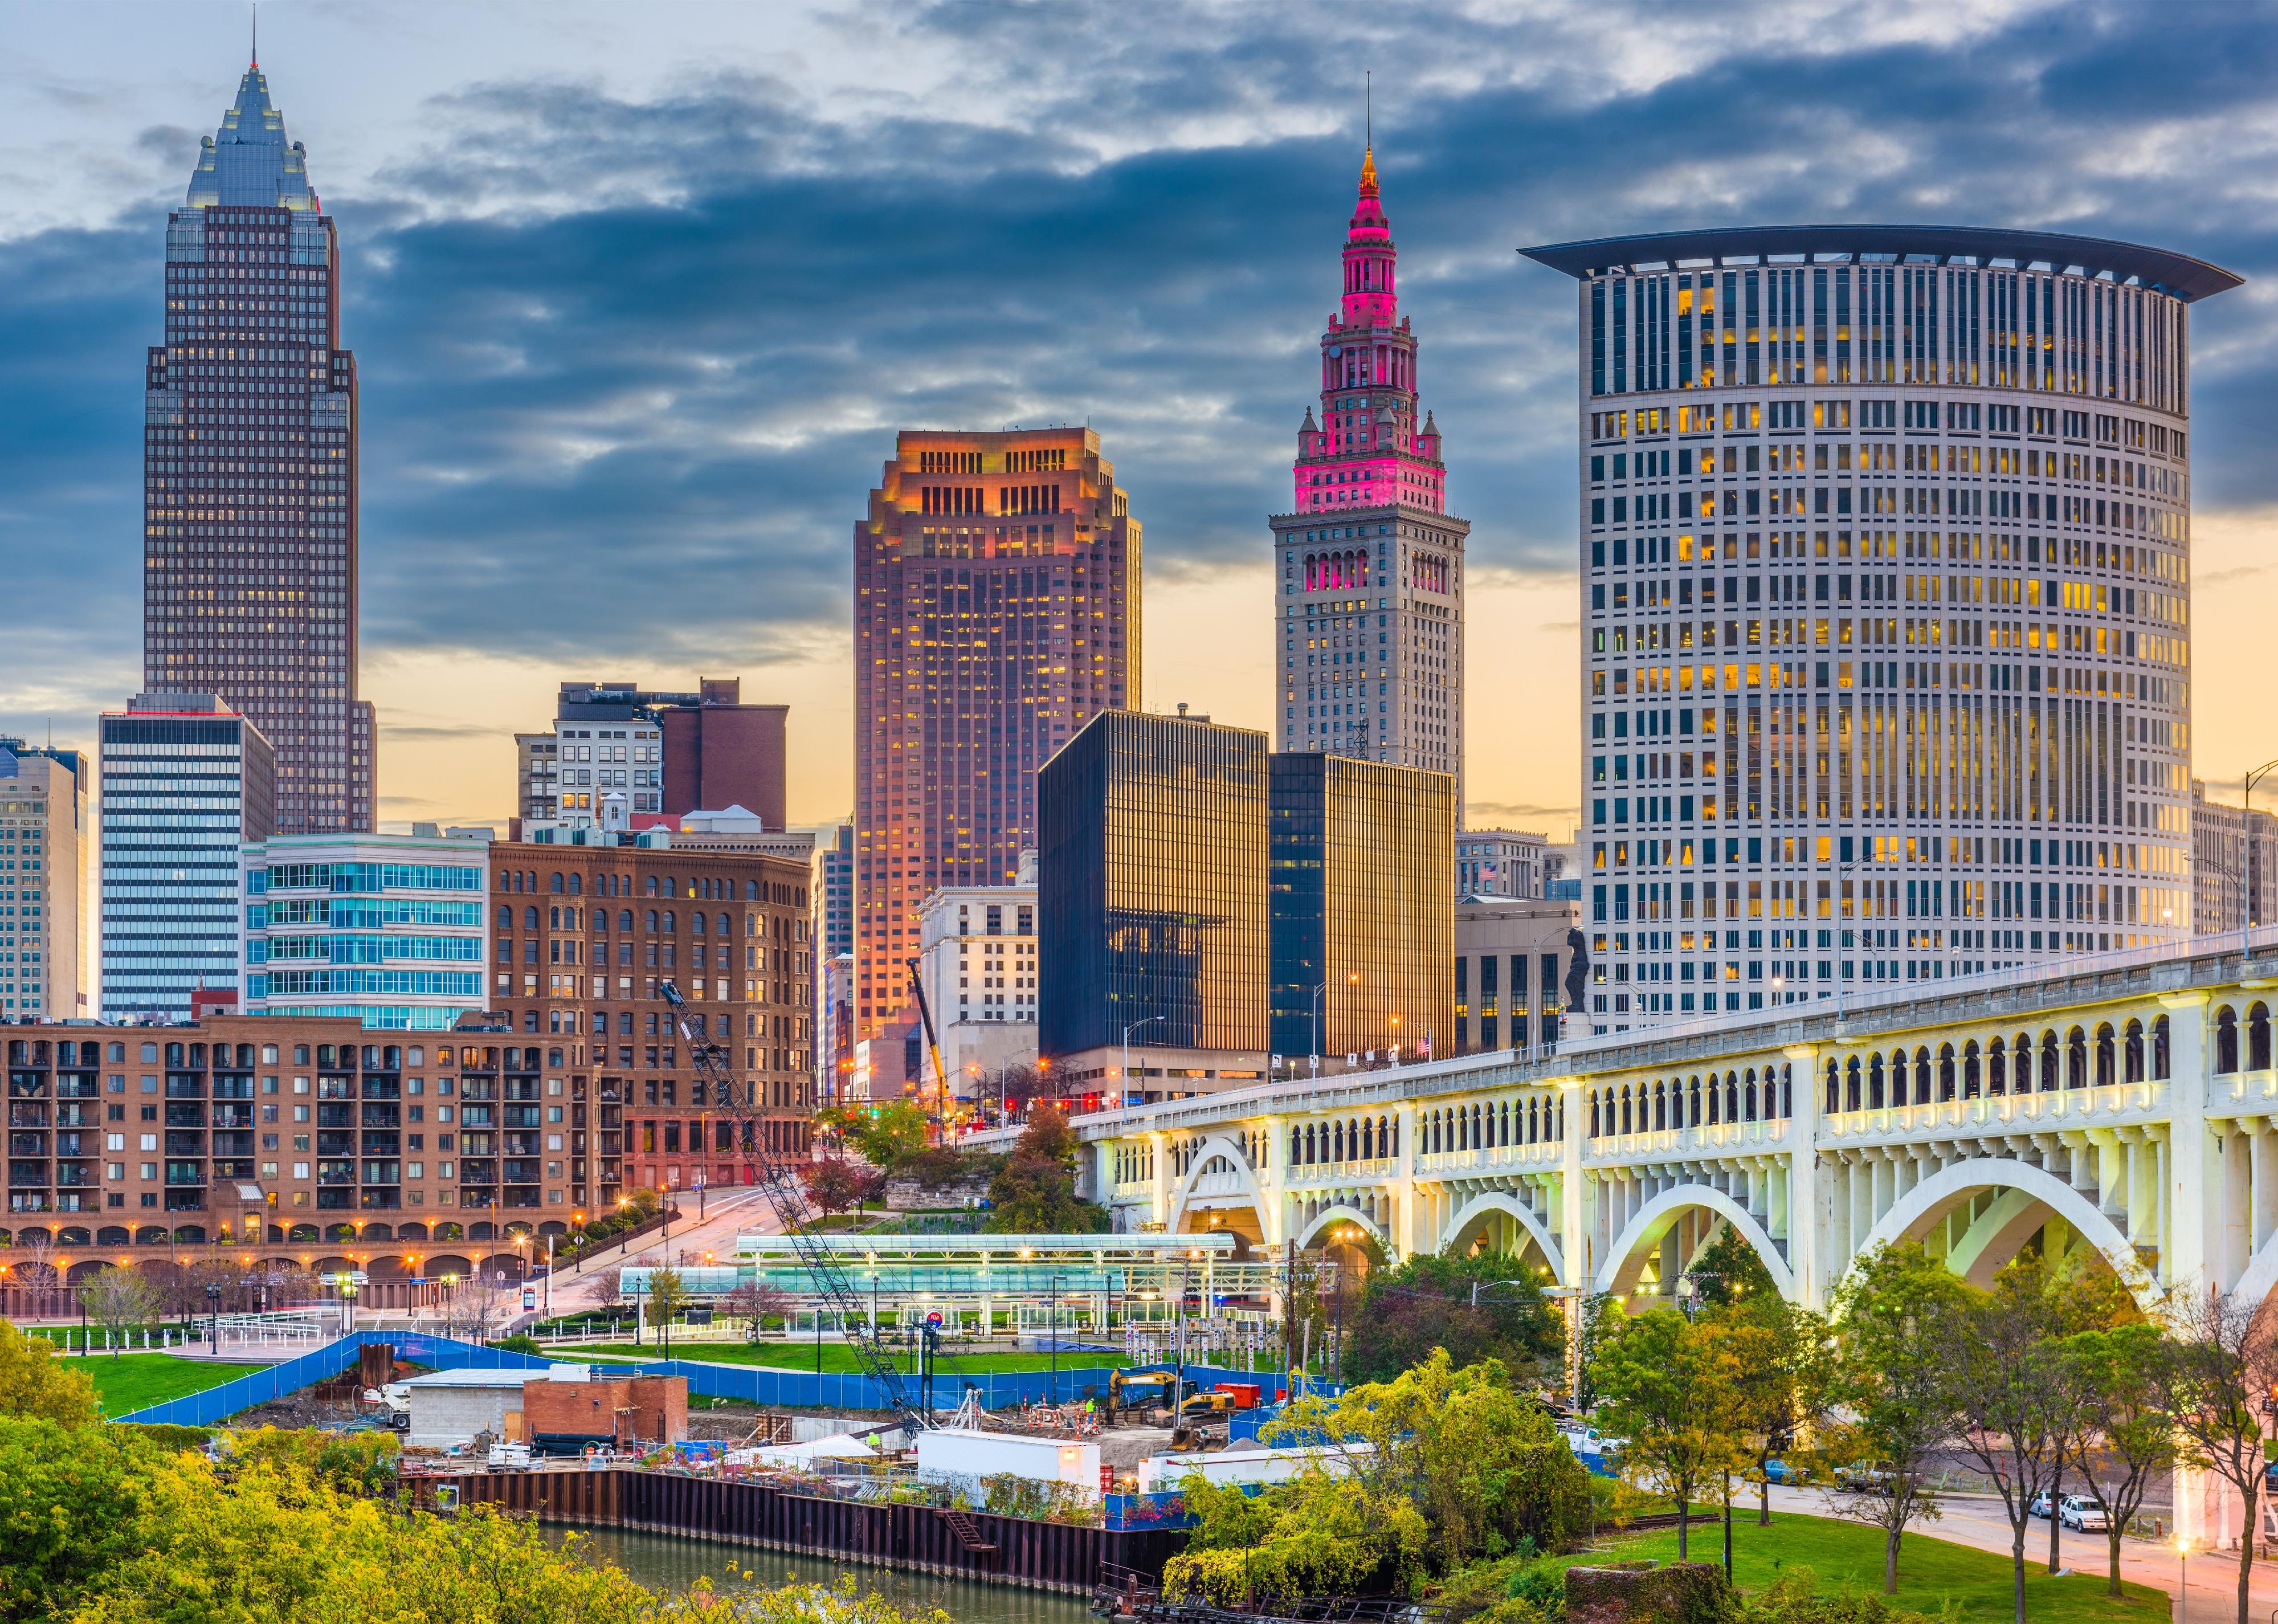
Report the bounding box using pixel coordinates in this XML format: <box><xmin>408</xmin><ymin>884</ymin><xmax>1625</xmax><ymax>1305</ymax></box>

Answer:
<box><xmin>0</xmin><ymin>1319</ymin><xmax>99</xmax><ymax>1428</ymax></box>
<box><xmin>1944</xmin><ymin>1266</ymin><xmax>2072</xmax><ymax>1624</ymax></box>
<box><xmin>799</xmin><ymin>1157</ymin><xmax>871</xmax><ymax>1221</ymax></box>
<box><xmin>1162</xmin><ymin>1464</ymin><xmax>1429</xmax><ymax>1603</ymax></box>
<box><xmin>591</xmin><ymin>1264</ymin><xmax>627</xmax><ymax>1319</ymax></box>
<box><xmin>845</xmin><ymin>1102</ymin><xmax>930</xmax><ymax>1173</ymax></box>
<box><xmin>1272</xmin><ymin>1350</ymin><xmax>1592</xmax><ymax>1570</ymax></box>
<box><xmin>0</xmin><ymin>1417</ymin><xmax>166</xmax><ymax>1621</ymax></box>
<box><xmin>1340</xmin><ymin>1249</ymin><xmax>1565</xmax><ymax>1385</ymax></box>
<box><xmin>1706</xmin><ymin>1293</ymin><xmax>1831</xmax><ymax>1532</ymax></box>
<box><xmin>983</xmin><ymin>1105</ymin><xmax>1109</xmax><ymax>1233</ymax></box>
<box><xmin>1826</xmin><ymin>1243</ymin><xmax>1969</xmax><ymax>1594</ymax></box>
<box><xmin>2159</xmin><ymin>1285</ymin><xmax>2275</xmax><ymax>1624</ymax></box>
<box><xmin>1589</xmin><ymin>1307</ymin><xmax>1748</xmax><ymax>1561</ymax></box>
<box><xmin>1688</xmin><ymin>1223</ymin><xmax>1782</xmax><ymax>1310</ymax></box>
<box><xmin>78</xmin><ymin>1268</ymin><xmax>164</xmax><ymax>1359</ymax></box>
<box><xmin>2067</xmin><ymin>1320</ymin><xmax>2178</xmax><ymax>1598</ymax></box>
<box><xmin>643</xmin><ymin>1266</ymin><xmax>692</xmax><ymax>1354</ymax></box>
<box><xmin>721</xmin><ymin>1278</ymin><xmax>793</xmax><ymax>1344</ymax></box>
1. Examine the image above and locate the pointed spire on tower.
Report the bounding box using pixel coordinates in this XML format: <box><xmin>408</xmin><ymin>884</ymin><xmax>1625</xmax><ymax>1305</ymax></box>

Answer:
<box><xmin>251</xmin><ymin>1</ymin><xmax>258</xmax><ymax>67</ymax></box>
<box><xmin>1360</xmin><ymin>146</ymin><xmax>1378</xmax><ymax>198</ymax></box>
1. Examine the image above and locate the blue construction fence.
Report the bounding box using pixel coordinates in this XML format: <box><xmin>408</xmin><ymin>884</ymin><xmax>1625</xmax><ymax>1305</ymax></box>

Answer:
<box><xmin>115</xmin><ymin>1340</ymin><xmax>1321</xmax><ymax>1430</ymax></box>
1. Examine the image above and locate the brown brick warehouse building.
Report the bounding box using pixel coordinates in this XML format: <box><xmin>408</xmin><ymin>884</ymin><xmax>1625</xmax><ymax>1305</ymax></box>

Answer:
<box><xmin>0</xmin><ymin>840</ymin><xmax>815</xmax><ymax>1304</ymax></box>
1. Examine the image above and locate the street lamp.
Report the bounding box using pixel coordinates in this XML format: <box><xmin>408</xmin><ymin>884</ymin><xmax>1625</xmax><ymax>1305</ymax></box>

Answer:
<box><xmin>2244</xmin><ymin>758</ymin><xmax>2278</xmax><ymax>936</ymax></box>
<box><xmin>1121</xmin><ymin>1015</ymin><xmax>1165</xmax><ymax>1106</ymax></box>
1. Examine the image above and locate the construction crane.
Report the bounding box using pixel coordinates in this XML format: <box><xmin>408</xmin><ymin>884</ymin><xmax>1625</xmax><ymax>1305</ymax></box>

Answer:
<box><xmin>903</xmin><ymin>956</ymin><xmax>951</xmax><ymax>1119</ymax></box>
<box><xmin>660</xmin><ymin>979</ymin><xmax>932</xmax><ymax>1431</ymax></box>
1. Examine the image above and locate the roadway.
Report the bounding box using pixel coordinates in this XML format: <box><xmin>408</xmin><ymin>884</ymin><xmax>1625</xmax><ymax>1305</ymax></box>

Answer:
<box><xmin>1761</xmin><ymin>1483</ymin><xmax>2268</xmax><ymax>1614</ymax></box>
<box><xmin>537</xmin><ymin>1188</ymin><xmax>781</xmax><ymax>1318</ymax></box>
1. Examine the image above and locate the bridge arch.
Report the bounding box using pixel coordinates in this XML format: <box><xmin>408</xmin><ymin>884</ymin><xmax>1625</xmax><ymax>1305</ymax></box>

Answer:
<box><xmin>1294</xmin><ymin>1203</ymin><xmax>1392</xmax><ymax>1256</ymax></box>
<box><xmin>1597</xmin><ymin>1184</ymin><xmax>1797</xmax><ymax>1301</ymax></box>
<box><xmin>1441</xmin><ymin>1192</ymin><xmax>1568</xmax><ymax>1285</ymax></box>
<box><xmin>1842</xmin><ymin>1158</ymin><xmax>2158</xmax><ymax>1309</ymax></box>
<box><xmin>1165</xmin><ymin>1131</ymin><xmax>1270</xmax><ymax>1239</ymax></box>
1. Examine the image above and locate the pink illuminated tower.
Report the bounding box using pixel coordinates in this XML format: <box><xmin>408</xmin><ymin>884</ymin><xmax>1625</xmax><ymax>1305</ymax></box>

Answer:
<box><xmin>1269</xmin><ymin>146</ymin><xmax>1469</xmax><ymax>810</ymax></box>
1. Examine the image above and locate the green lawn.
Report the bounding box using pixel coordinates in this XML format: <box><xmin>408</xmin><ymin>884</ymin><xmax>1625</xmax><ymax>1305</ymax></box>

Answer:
<box><xmin>545</xmin><ymin>1340</ymin><xmax>1136</xmax><ymax>1375</ymax></box>
<box><xmin>74</xmin><ymin>1353</ymin><xmax>267</xmax><ymax>1417</ymax></box>
<box><xmin>1551</xmin><ymin>1511</ymin><xmax>2164</xmax><ymax>1624</ymax></box>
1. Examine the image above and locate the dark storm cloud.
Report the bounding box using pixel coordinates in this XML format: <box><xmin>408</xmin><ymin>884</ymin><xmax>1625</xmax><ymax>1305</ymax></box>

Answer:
<box><xmin>3</xmin><ymin>0</ymin><xmax>2276</xmax><ymax>712</ymax></box>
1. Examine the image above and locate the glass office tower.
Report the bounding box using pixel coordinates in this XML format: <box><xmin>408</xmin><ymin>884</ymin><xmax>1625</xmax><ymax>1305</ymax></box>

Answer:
<box><xmin>1038</xmin><ymin>709</ymin><xmax>1269</xmax><ymax>1095</ymax></box>
<box><xmin>1269</xmin><ymin>753</ymin><xmax>1455</xmax><ymax>1065</ymax></box>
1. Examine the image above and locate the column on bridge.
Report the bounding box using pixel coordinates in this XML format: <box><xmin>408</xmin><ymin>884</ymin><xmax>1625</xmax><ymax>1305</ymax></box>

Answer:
<box><xmin>1557</xmin><ymin>1081</ymin><xmax>1586</xmax><ymax>1291</ymax></box>
<box><xmin>1783</xmin><ymin>1043</ymin><xmax>1827</xmax><ymax>1307</ymax></box>
<box><xmin>2161</xmin><ymin>990</ymin><xmax>2211</xmax><ymax>1292</ymax></box>
<box><xmin>1147</xmin><ymin>1129</ymin><xmax>1172</xmax><ymax>1230</ymax></box>
<box><xmin>1393</xmin><ymin>1101</ymin><xmax>1418</xmax><ymax>1260</ymax></box>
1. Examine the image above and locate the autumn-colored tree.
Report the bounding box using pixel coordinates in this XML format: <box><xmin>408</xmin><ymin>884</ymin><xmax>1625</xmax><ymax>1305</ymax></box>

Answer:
<box><xmin>0</xmin><ymin>1318</ymin><xmax>98</xmax><ymax>1428</ymax></box>
<box><xmin>1338</xmin><ymin>1248</ymin><xmax>1563</xmax><ymax>1385</ymax></box>
<box><xmin>2159</xmin><ymin>1286</ymin><xmax>2276</xmax><ymax>1624</ymax></box>
<box><xmin>643</xmin><ymin>1267</ymin><xmax>692</xmax><ymax>1354</ymax></box>
<box><xmin>1589</xmin><ymin>1307</ymin><xmax>1748</xmax><ymax>1562</ymax></box>
<box><xmin>799</xmin><ymin>1156</ymin><xmax>871</xmax><ymax>1220</ymax></box>
<box><xmin>721</xmin><ymin>1278</ymin><xmax>794</xmax><ymax>1344</ymax></box>
<box><xmin>983</xmin><ymin>1105</ymin><xmax>1108</xmax><ymax>1233</ymax></box>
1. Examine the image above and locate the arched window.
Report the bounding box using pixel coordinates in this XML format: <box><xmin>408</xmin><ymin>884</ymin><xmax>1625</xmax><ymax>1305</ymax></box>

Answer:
<box><xmin>2124</xmin><ymin>1019</ymin><xmax>2146</xmax><ymax>1084</ymax></box>
<box><xmin>1527</xmin><ymin>1097</ymin><xmax>1540</xmax><ymax>1143</ymax></box>
<box><xmin>1333</xmin><ymin>1120</ymin><xmax>1345</xmax><ymax>1161</ymax></box>
<box><xmin>1914</xmin><ymin>1047</ymin><xmax>1933</xmax><ymax>1102</ymax></box>
<box><xmin>1688</xmin><ymin>1075</ymin><xmax>1702</xmax><ymax>1126</ymax></box>
<box><xmin>1783</xmin><ymin>1064</ymin><xmax>1794</xmax><ymax>1119</ymax></box>
<box><xmin>1987</xmin><ymin>1037</ymin><xmax>2006</xmax><ymax>1096</ymax></box>
<box><xmin>523</xmin><ymin>907</ymin><xmax>540</xmax><ymax>930</ymax></box>
<box><xmin>2040</xmin><ymin>1030</ymin><xmax>2060</xmax><ymax>1091</ymax></box>
<box><xmin>1655</xmin><ymin>1080</ymin><xmax>1668</xmax><ymax>1132</ymax></box>
<box><xmin>619</xmin><ymin>909</ymin><xmax>634</xmax><ymax>932</ymax></box>
<box><xmin>1620</xmin><ymin>1087</ymin><xmax>1634</xmax><ymax>1136</ymax></box>
<box><xmin>496</xmin><ymin>904</ymin><xmax>511</xmax><ymax>928</ymax></box>
<box><xmin>1868</xmin><ymin>1054</ymin><xmax>1885</xmax><ymax>1109</ymax></box>
<box><xmin>692</xmin><ymin>912</ymin><xmax>708</xmax><ymax>936</ymax></box>
<box><xmin>645</xmin><ymin>909</ymin><xmax>659</xmax><ymax>932</ymax></box>
<box><xmin>718</xmin><ymin>912</ymin><xmax>733</xmax><ymax>937</ymax></box>
<box><xmin>1963</xmin><ymin>1041</ymin><xmax>1981</xmax><ymax>1099</ymax></box>
<box><xmin>663</xmin><ymin>910</ymin><xmax>676</xmax><ymax>932</ymax></box>
<box><xmin>1726</xmin><ymin>1072</ymin><xmax>1740</xmax><ymax>1121</ymax></box>
<box><xmin>2252</xmin><ymin>1003</ymin><xmax>2272</xmax><ymax>1071</ymax></box>
<box><xmin>2216</xmin><ymin>1006</ymin><xmax>2240</xmax><ymax>1074</ymax></box>
<box><xmin>568</xmin><ymin>874</ymin><xmax>582</xmax><ymax>896</ymax></box>
<box><xmin>550</xmin><ymin>872</ymin><xmax>564</xmax><ymax>893</ymax></box>
<box><xmin>2067</xmin><ymin>1026</ymin><xmax>2089</xmax><ymax>1089</ymax></box>
<box><xmin>2154</xmin><ymin>1014</ymin><xmax>2172</xmax><ymax>1080</ymax></box>
<box><xmin>1845</xmin><ymin>1057</ymin><xmax>1861</xmax><ymax>1112</ymax></box>
<box><xmin>1826</xmin><ymin>1060</ymin><xmax>1841</xmax><ymax>1113</ymax></box>
<box><xmin>1744</xmin><ymin>1068</ymin><xmax>1759</xmax><ymax>1123</ymax></box>
<box><xmin>1938</xmin><ymin>1044</ymin><xmax>1957</xmax><ymax>1101</ymax></box>
<box><xmin>1707</xmin><ymin>1076</ymin><xmax>1721</xmax><ymax>1125</ymax></box>
<box><xmin>1589</xmin><ymin>1091</ymin><xmax>1602</xmax><ymax>1139</ymax></box>
<box><xmin>2095</xmin><ymin>1023</ymin><xmax>2116</xmax><ymax>1088</ymax></box>
<box><xmin>645</xmin><ymin>876</ymin><xmax>659</xmax><ymax>897</ymax></box>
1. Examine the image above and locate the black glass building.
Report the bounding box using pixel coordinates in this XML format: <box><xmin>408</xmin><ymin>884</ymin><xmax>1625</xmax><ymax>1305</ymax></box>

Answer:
<box><xmin>1039</xmin><ymin>711</ymin><xmax>1270</xmax><ymax>1076</ymax></box>
<box><xmin>1269</xmin><ymin>753</ymin><xmax>1455</xmax><ymax>1064</ymax></box>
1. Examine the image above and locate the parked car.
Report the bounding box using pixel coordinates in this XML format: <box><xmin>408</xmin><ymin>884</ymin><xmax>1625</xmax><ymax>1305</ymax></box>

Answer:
<box><xmin>2060</xmin><ymin>1495</ymin><xmax>2111</xmax><ymax>1531</ymax></box>
<box><xmin>1833</xmin><ymin>1460</ymin><xmax>1895</xmax><ymax>1492</ymax></box>
<box><xmin>1762</xmin><ymin>1459</ymin><xmax>1811</xmax><ymax>1486</ymax></box>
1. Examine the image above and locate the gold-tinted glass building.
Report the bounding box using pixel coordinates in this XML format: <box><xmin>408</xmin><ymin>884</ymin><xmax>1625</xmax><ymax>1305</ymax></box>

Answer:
<box><xmin>1039</xmin><ymin>710</ymin><xmax>1269</xmax><ymax>1096</ymax></box>
<box><xmin>1271</xmin><ymin>753</ymin><xmax>1455</xmax><ymax>1063</ymax></box>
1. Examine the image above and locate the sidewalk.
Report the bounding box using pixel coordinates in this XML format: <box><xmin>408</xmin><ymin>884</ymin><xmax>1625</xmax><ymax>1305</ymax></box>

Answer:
<box><xmin>1763</xmin><ymin>1484</ymin><xmax>2275</xmax><ymax>1613</ymax></box>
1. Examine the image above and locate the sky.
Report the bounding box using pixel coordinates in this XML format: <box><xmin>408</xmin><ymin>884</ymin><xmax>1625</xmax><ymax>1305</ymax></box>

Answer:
<box><xmin>4</xmin><ymin>0</ymin><xmax>2278</xmax><ymax>837</ymax></box>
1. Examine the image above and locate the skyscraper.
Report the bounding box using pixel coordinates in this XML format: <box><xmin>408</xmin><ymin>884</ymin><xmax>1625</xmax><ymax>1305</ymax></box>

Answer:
<box><xmin>144</xmin><ymin>58</ymin><xmax>373</xmax><ymax>835</ymax></box>
<box><xmin>1520</xmin><ymin>225</ymin><xmax>2237</xmax><ymax>1030</ymax></box>
<box><xmin>852</xmin><ymin>429</ymin><xmax>1141</xmax><ymax>1052</ymax></box>
<box><xmin>1271</xmin><ymin>148</ymin><xmax>1469</xmax><ymax>805</ymax></box>
<box><xmin>1039</xmin><ymin>709</ymin><xmax>1271</xmax><ymax>1095</ymax></box>
<box><xmin>0</xmin><ymin>739</ymin><xmax>88</xmax><ymax>1020</ymax></box>
<box><xmin>100</xmin><ymin>695</ymin><xmax>275</xmax><ymax>1021</ymax></box>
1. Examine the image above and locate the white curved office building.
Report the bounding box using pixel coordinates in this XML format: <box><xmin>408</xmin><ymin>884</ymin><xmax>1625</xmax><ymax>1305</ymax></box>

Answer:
<box><xmin>1520</xmin><ymin>225</ymin><xmax>2239</xmax><ymax>1031</ymax></box>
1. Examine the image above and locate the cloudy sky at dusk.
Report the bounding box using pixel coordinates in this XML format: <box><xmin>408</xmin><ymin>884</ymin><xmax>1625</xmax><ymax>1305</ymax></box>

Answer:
<box><xmin>4</xmin><ymin>0</ymin><xmax>2276</xmax><ymax>835</ymax></box>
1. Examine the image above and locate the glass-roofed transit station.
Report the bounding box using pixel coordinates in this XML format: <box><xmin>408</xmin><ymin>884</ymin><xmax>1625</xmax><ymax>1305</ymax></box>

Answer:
<box><xmin>620</xmin><ymin>1231</ymin><xmax>1280</xmax><ymax>1334</ymax></box>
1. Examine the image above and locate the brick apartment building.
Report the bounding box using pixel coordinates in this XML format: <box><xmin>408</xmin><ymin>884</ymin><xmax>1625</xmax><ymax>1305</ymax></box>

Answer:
<box><xmin>486</xmin><ymin>839</ymin><xmax>817</xmax><ymax>1192</ymax></box>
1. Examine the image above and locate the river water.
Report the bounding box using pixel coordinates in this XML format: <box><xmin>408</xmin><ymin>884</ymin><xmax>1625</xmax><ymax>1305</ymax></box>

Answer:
<box><xmin>559</xmin><ymin>1527</ymin><xmax>1097</xmax><ymax>1624</ymax></box>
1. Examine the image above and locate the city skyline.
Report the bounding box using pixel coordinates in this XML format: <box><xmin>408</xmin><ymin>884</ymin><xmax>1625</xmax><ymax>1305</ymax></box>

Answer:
<box><xmin>8</xmin><ymin>4</ymin><xmax>2278</xmax><ymax>839</ymax></box>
